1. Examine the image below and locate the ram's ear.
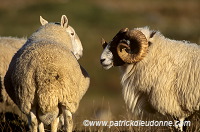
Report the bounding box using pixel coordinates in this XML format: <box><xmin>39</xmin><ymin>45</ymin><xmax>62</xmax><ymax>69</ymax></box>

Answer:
<box><xmin>61</xmin><ymin>15</ymin><xmax>68</xmax><ymax>28</ymax></box>
<box><xmin>101</xmin><ymin>38</ymin><xmax>108</xmax><ymax>49</ymax></box>
<box><xmin>40</xmin><ymin>16</ymin><xmax>48</xmax><ymax>25</ymax></box>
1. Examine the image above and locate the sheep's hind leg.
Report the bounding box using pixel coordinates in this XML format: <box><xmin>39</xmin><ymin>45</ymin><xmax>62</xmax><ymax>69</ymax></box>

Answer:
<box><xmin>62</xmin><ymin>106</ymin><xmax>73</xmax><ymax>132</ymax></box>
<box><xmin>38</xmin><ymin>122</ymin><xmax>44</xmax><ymax>132</ymax></box>
<box><xmin>51</xmin><ymin>117</ymin><xmax>59</xmax><ymax>132</ymax></box>
<box><xmin>174</xmin><ymin>117</ymin><xmax>185</xmax><ymax>132</ymax></box>
<box><xmin>27</xmin><ymin>110</ymin><xmax>38</xmax><ymax>132</ymax></box>
<box><xmin>178</xmin><ymin>118</ymin><xmax>185</xmax><ymax>132</ymax></box>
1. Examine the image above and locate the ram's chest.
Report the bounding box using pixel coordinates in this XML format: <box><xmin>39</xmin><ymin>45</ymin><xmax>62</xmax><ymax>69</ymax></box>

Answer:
<box><xmin>120</xmin><ymin>64</ymin><xmax>153</xmax><ymax>114</ymax></box>
<box><xmin>121</xmin><ymin>79</ymin><xmax>146</xmax><ymax>115</ymax></box>
<box><xmin>121</xmin><ymin>70</ymin><xmax>140</xmax><ymax>112</ymax></box>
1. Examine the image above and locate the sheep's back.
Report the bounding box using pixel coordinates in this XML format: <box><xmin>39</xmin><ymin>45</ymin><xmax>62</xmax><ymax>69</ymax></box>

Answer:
<box><xmin>0</xmin><ymin>37</ymin><xmax>25</xmax><ymax>80</ymax></box>
<box><xmin>35</xmin><ymin>43</ymin><xmax>84</xmax><ymax>113</ymax></box>
<box><xmin>7</xmin><ymin>41</ymin><xmax>84</xmax><ymax>114</ymax></box>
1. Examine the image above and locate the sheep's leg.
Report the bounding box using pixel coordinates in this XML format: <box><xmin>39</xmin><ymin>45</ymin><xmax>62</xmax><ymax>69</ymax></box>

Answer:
<box><xmin>174</xmin><ymin>117</ymin><xmax>185</xmax><ymax>132</ymax></box>
<box><xmin>38</xmin><ymin>122</ymin><xmax>44</xmax><ymax>132</ymax></box>
<box><xmin>51</xmin><ymin>117</ymin><xmax>59</xmax><ymax>132</ymax></box>
<box><xmin>62</xmin><ymin>106</ymin><xmax>73</xmax><ymax>132</ymax></box>
<box><xmin>178</xmin><ymin>118</ymin><xmax>185</xmax><ymax>132</ymax></box>
<box><xmin>27</xmin><ymin>110</ymin><xmax>38</xmax><ymax>132</ymax></box>
<box><xmin>59</xmin><ymin>114</ymin><xmax>64</xmax><ymax>126</ymax></box>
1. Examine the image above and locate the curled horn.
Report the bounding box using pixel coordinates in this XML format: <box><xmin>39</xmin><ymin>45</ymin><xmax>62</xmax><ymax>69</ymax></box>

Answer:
<box><xmin>101</xmin><ymin>28</ymin><xmax>129</xmax><ymax>49</ymax></box>
<box><xmin>117</xmin><ymin>30</ymin><xmax>148</xmax><ymax>63</ymax></box>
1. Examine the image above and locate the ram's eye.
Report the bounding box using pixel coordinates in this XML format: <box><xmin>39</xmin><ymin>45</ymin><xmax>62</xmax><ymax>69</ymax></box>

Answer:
<box><xmin>71</xmin><ymin>32</ymin><xmax>74</xmax><ymax>36</ymax></box>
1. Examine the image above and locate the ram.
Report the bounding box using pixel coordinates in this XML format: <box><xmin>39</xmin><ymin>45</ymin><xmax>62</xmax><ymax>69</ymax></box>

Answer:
<box><xmin>4</xmin><ymin>15</ymin><xmax>90</xmax><ymax>132</ymax></box>
<box><xmin>100</xmin><ymin>27</ymin><xmax>200</xmax><ymax>131</ymax></box>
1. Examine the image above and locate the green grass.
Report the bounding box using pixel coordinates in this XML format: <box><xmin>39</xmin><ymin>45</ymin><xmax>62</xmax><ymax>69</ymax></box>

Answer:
<box><xmin>0</xmin><ymin>0</ymin><xmax>200</xmax><ymax>131</ymax></box>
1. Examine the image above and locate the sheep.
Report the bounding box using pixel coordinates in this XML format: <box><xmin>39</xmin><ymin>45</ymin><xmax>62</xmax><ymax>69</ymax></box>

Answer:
<box><xmin>100</xmin><ymin>27</ymin><xmax>200</xmax><ymax>131</ymax></box>
<box><xmin>4</xmin><ymin>15</ymin><xmax>90</xmax><ymax>132</ymax></box>
<box><xmin>0</xmin><ymin>37</ymin><xmax>27</xmax><ymax>119</ymax></box>
<box><xmin>0</xmin><ymin>37</ymin><xmax>26</xmax><ymax>104</ymax></box>
<box><xmin>0</xmin><ymin>37</ymin><xmax>28</xmax><ymax>122</ymax></box>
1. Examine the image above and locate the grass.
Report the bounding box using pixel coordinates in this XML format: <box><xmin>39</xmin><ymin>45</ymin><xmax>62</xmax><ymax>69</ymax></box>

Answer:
<box><xmin>0</xmin><ymin>112</ymin><xmax>28</xmax><ymax>131</ymax></box>
<box><xmin>0</xmin><ymin>0</ymin><xmax>200</xmax><ymax>131</ymax></box>
<box><xmin>0</xmin><ymin>103</ymin><xmax>199</xmax><ymax>131</ymax></box>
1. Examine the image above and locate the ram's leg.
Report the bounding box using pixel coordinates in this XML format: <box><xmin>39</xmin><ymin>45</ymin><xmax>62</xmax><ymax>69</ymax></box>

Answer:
<box><xmin>51</xmin><ymin>117</ymin><xmax>59</xmax><ymax>132</ymax></box>
<box><xmin>62</xmin><ymin>106</ymin><xmax>73</xmax><ymax>132</ymax></box>
<box><xmin>38</xmin><ymin>122</ymin><xmax>44</xmax><ymax>132</ymax></box>
<box><xmin>27</xmin><ymin>109</ymin><xmax>38</xmax><ymax>132</ymax></box>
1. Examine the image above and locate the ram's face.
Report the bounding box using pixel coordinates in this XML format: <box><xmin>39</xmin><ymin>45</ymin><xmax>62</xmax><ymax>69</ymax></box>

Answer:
<box><xmin>101</xmin><ymin>39</ymin><xmax>128</xmax><ymax>70</ymax></box>
<box><xmin>100</xmin><ymin>42</ymin><xmax>114</xmax><ymax>70</ymax></box>
<box><xmin>100</xmin><ymin>29</ymin><xmax>128</xmax><ymax>70</ymax></box>
<box><xmin>100</xmin><ymin>28</ymin><xmax>149</xmax><ymax>70</ymax></box>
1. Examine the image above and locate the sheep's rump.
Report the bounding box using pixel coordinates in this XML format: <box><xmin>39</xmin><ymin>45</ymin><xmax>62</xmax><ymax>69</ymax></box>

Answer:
<box><xmin>5</xmin><ymin>41</ymin><xmax>83</xmax><ymax>115</ymax></box>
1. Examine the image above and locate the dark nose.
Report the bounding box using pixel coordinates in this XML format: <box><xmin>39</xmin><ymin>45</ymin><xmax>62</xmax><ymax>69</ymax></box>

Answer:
<box><xmin>100</xmin><ymin>59</ymin><xmax>105</xmax><ymax>64</ymax></box>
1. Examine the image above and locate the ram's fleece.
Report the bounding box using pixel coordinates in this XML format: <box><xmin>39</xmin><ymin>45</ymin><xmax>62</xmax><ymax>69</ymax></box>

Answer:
<box><xmin>100</xmin><ymin>27</ymin><xmax>200</xmax><ymax>131</ymax></box>
<box><xmin>4</xmin><ymin>15</ymin><xmax>90</xmax><ymax>132</ymax></box>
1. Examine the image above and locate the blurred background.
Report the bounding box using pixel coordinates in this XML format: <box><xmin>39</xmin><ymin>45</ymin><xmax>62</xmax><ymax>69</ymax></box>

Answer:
<box><xmin>0</xmin><ymin>0</ymin><xmax>200</xmax><ymax>131</ymax></box>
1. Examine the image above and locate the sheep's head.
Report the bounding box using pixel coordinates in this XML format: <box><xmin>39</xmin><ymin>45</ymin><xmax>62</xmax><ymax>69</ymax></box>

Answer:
<box><xmin>40</xmin><ymin>15</ymin><xmax>83</xmax><ymax>60</ymax></box>
<box><xmin>100</xmin><ymin>28</ymin><xmax>148</xmax><ymax>70</ymax></box>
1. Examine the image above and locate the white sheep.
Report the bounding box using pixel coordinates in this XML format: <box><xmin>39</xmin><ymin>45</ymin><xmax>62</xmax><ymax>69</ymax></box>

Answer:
<box><xmin>0</xmin><ymin>37</ymin><xmax>27</xmax><ymax>121</ymax></box>
<box><xmin>0</xmin><ymin>37</ymin><xmax>26</xmax><ymax>106</ymax></box>
<box><xmin>4</xmin><ymin>15</ymin><xmax>90</xmax><ymax>132</ymax></box>
<box><xmin>100</xmin><ymin>27</ymin><xmax>200</xmax><ymax>131</ymax></box>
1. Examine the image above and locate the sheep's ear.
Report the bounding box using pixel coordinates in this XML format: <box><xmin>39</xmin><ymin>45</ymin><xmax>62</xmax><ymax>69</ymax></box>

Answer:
<box><xmin>61</xmin><ymin>15</ymin><xmax>68</xmax><ymax>28</ymax></box>
<box><xmin>40</xmin><ymin>16</ymin><xmax>48</xmax><ymax>25</ymax></box>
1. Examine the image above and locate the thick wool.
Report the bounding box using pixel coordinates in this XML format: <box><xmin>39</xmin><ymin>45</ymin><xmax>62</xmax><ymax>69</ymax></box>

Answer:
<box><xmin>4</xmin><ymin>23</ymin><xmax>90</xmax><ymax>125</ymax></box>
<box><xmin>0</xmin><ymin>37</ymin><xmax>26</xmax><ymax>104</ymax></box>
<box><xmin>121</xmin><ymin>27</ymin><xmax>200</xmax><ymax>119</ymax></box>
